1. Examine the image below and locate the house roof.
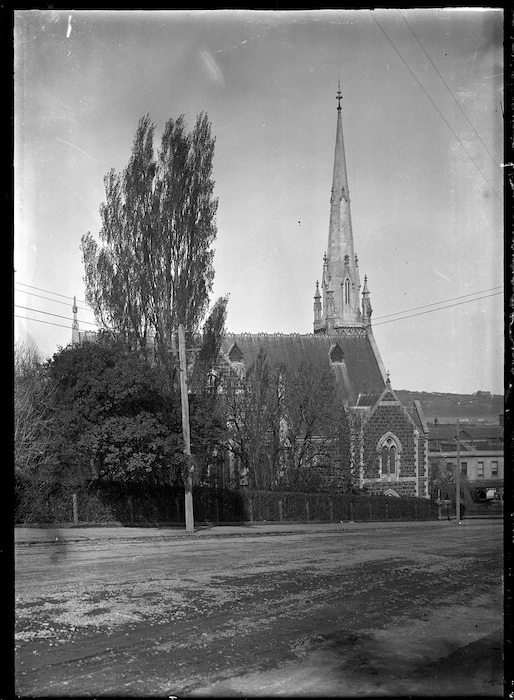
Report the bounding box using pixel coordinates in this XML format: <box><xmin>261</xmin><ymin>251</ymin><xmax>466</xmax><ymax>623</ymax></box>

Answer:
<box><xmin>220</xmin><ymin>333</ymin><xmax>385</xmax><ymax>404</ymax></box>
<box><xmin>427</xmin><ymin>424</ymin><xmax>503</xmax><ymax>441</ymax></box>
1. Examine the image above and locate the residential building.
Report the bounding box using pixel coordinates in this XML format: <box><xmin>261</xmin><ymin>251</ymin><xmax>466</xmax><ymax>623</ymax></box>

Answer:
<box><xmin>427</xmin><ymin>423</ymin><xmax>504</xmax><ymax>501</ymax></box>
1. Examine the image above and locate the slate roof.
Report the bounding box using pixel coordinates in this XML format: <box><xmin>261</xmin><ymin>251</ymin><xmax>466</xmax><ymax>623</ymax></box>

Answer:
<box><xmin>427</xmin><ymin>424</ymin><xmax>503</xmax><ymax>441</ymax></box>
<box><xmin>220</xmin><ymin>333</ymin><xmax>385</xmax><ymax>405</ymax></box>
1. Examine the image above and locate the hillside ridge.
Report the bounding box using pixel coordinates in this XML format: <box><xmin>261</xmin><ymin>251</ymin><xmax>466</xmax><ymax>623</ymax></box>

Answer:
<box><xmin>395</xmin><ymin>390</ymin><xmax>503</xmax><ymax>422</ymax></box>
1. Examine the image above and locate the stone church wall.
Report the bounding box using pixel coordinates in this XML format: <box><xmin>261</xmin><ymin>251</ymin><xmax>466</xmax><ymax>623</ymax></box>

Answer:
<box><xmin>361</xmin><ymin>401</ymin><xmax>421</xmax><ymax>497</ymax></box>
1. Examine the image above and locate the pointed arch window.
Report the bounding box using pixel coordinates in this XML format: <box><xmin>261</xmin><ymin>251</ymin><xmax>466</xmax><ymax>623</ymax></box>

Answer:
<box><xmin>344</xmin><ymin>278</ymin><xmax>351</xmax><ymax>305</ymax></box>
<box><xmin>377</xmin><ymin>433</ymin><xmax>401</xmax><ymax>477</ymax></box>
<box><xmin>381</xmin><ymin>444</ymin><xmax>397</xmax><ymax>475</ymax></box>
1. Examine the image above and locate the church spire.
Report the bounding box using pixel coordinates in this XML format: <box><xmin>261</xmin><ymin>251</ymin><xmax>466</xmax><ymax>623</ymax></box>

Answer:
<box><xmin>314</xmin><ymin>85</ymin><xmax>362</xmax><ymax>333</ymax></box>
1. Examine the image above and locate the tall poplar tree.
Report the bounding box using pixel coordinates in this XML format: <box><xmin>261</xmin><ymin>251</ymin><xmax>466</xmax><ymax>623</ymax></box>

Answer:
<box><xmin>81</xmin><ymin>112</ymin><xmax>218</xmax><ymax>382</ymax></box>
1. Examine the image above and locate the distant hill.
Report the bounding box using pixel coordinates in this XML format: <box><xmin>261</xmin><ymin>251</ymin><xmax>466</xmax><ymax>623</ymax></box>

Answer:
<box><xmin>395</xmin><ymin>390</ymin><xmax>503</xmax><ymax>424</ymax></box>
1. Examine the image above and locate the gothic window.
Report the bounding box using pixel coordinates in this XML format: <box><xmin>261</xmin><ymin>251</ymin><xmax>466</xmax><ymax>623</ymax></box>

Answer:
<box><xmin>381</xmin><ymin>444</ymin><xmax>396</xmax><ymax>475</ymax></box>
<box><xmin>344</xmin><ymin>278</ymin><xmax>351</xmax><ymax>304</ymax></box>
<box><xmin>377</xmin><ymin>433</ymin><xmax>401</xmax><ymax>477</ymax></box>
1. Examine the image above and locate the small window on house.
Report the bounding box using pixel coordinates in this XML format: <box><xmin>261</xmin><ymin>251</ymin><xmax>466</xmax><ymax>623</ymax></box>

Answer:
<box><xmin>461</xmin><ymin>462</ymin><xmax>467</xmax><ymax>476</ymax></box>
<box><xmin>491</xmin><ymin>461</ymin><xmax>498</xmax><ymax>476</ymax></box>
<box><xmin>477</xmin><ymin>461</ymin><xmax>484</xmax><ymax>477</ymax></box>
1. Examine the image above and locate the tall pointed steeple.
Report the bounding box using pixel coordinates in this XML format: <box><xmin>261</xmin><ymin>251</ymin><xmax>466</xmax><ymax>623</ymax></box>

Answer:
<box><xmin>314</xmin><ymin>84</ymin><xmax>363</xmax><ymax>333</ymax></box>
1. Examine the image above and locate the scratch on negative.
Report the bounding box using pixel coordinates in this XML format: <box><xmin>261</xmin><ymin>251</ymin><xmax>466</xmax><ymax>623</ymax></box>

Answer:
<box><xmin>56</xmin><ymin>137</ymin><xmax>100</xmax><ymax>162</ymax></box>
<box><xmin>434</xmin><ymin>270</ymin><xmax>452</xmax><ymax>282</ymax></box>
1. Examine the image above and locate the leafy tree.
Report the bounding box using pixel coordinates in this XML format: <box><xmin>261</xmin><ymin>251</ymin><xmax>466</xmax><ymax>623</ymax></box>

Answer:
<box><xmin>81</xmin><ymin>112</ymin><xmax>219</xmax><ymax>386</ymax></box>
<box><xmin>189</xmin><ymin>295</ymin><xmax>229</xmax><ymax>393</ymax></box>
<box><xmin>46</xmin><ymin>339</ymin><xmax>184</xmax><ymax>486</ymax></box>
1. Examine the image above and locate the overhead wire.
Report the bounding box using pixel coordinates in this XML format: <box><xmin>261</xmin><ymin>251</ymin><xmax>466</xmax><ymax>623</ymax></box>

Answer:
<box><xmin>14</xmin><ymin>286</ymin><xmax>93</xmax><ymax>313</ymax></box>
<box><xmin>14</xmin><ymin>314</ymin><xmax>72</xmax><ymax>330</ymax></box>
<box><xmin>369</xmin><ymin>10</ymin><xmax>503</xmax><ymax>203</ymax></box>
<box><xmin>15</xmin><ymin>282</ymin><xmax>503</xmax><ymax>339</ymax></box>
<box><xmin>372</xmin><ymin>291</ymin><xmax>502</xmax><ymax>327</ymax></box>
<box><xmin>373</xmin><ymin>285</ymin><xmax>503</xmax><ymax>321</ymax></box>
<box><xmin>397</xmin><ymin>8</ymin><xmax>503</xmax><ymax>178</ymax></box>
<box><xmin>14</xmin><ymin>304</ymin><xmax>98</xmax><ymax>326</ymax></box>
<box><xmin>15</xmin><ymin>281</ymin><xmax>89</xmax><ymax>307</ymax></box>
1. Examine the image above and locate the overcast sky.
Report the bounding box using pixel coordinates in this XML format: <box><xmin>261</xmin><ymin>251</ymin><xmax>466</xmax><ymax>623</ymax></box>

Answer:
<box><xmin>14</xmin><ymin>9</ymin><xmax>504</xmax><ymax>394</ymax></box>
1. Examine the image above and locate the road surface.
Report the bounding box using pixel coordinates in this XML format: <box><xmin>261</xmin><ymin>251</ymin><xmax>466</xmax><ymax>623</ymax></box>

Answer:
<box><xmin>15</xmin><ymin>520</ymin><xmax>503</xmax><ymax>696</ymax></box>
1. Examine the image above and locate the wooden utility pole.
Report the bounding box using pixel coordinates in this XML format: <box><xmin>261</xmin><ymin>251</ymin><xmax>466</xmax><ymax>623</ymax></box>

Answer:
<box><xmin>456</xmin><ymin>419</ymin><xmax>461</xmax><ymax>524</ymax></box>
<box><xmin>178</xmin><ymin>324</ymin><xmax>194</xmax><ymax>533</ymax></box>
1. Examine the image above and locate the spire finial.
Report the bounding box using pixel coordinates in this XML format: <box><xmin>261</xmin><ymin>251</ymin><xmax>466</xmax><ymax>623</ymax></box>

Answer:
<box><xmin>336</xmin><ymin>81</ymin><xmax>342</xmax><ymax>111</ymax></box>
<box><xmin>386</xmin><ymin>370</ymin><xmax>391</xmax><ymax>387</ymax></box>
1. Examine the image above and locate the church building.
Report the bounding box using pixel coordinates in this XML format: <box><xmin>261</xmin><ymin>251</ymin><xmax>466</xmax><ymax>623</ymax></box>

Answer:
<box><xmin>218</xmin><ymin>87</ymin><xmax>429</xmax><ymax>498</ymax></box>
<box><xmin>72</xmin><ymin>87</ymin><xmax>429</xmax><ymax>498</ymax></box>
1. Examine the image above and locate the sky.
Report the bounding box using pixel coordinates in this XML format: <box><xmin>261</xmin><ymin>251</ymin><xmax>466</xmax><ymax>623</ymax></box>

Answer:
<box><xmin>14</xmin><ymin>9</ymin><xmax>504</xmax><ymax>394</ymax></box>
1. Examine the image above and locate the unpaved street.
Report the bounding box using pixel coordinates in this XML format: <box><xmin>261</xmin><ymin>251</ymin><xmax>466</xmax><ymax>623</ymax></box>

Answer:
<box><xmin>15</xmin><ymin>521</ymin><xmax>503</xmax><ymax>697</ymax></box>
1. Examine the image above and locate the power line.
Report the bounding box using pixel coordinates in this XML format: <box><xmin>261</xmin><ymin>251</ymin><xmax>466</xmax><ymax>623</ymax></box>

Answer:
<box><xmin>397</xmin><ymin>9</ymin><xmax>503</xmax><ymax>178</ymax></box>
<box><xmin>14</xmin><ymin>304</ymin><xmax>98</xmax><ymax>326</ymax></box>
<box><xmin>16</xmin><ymin>291</ymin><xmax>501</xmax><ymax>353</ymax></box>
<box><xmin>15</xmin><ymin>314</ymin><xmax>71</xmax><ymax>330</ymax></box>
<box><xmin>15</xmin><ymin>286</ymin><xmax>502</xmax><ymax>341</ymax></box>
<box><xmin>373</xmin><ymin>291</ymin><xmax>502</xmax><ymax>327</ymax></box>
<box><xmin>226</xmin><ymin>292</ymin><xmax>503</xmax><ymax>345</ymax></box>
<box><xmin>369</xmin><ymin>10</ymin><xmax>503</xmax><ymax>203</ymax></box>
<box><xmin>373</xmin><ymin>286</ymin><xmax>503</xmax><ymax>321</ymax></box>
<box><xmin>14</xmin><ymin>287</ymin><xmax>93</xmax><ymax>313</ymax></box>
<box><xmin>15</xmin><ymin>281</ymin><xmax>88</xmax><ymax>306</ymax></box>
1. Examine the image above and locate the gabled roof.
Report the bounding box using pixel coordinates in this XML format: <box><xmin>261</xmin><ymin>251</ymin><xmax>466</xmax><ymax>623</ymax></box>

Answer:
<box><xmin>356</xmin><ymin>384</ymin><xmax>428</xmax><ymax>434</ymax></box>
<box><xmin>220</xmin><ymin>333</ymin><xmax>385</xmax><ymax>404</ymax></box>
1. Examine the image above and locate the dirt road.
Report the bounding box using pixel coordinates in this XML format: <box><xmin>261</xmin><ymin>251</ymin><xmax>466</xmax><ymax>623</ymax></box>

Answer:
<box><xmin>15</xmin><ymin>521</ymin><xmax>503</xmax><ymax>696</ymax></box>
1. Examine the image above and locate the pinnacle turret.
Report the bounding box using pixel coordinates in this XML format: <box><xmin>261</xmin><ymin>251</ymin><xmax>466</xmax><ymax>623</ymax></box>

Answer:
<box><xmin>72</xmin><ymin>296</ymin><xmax>80</xmax><ymax>345</ymax></box>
